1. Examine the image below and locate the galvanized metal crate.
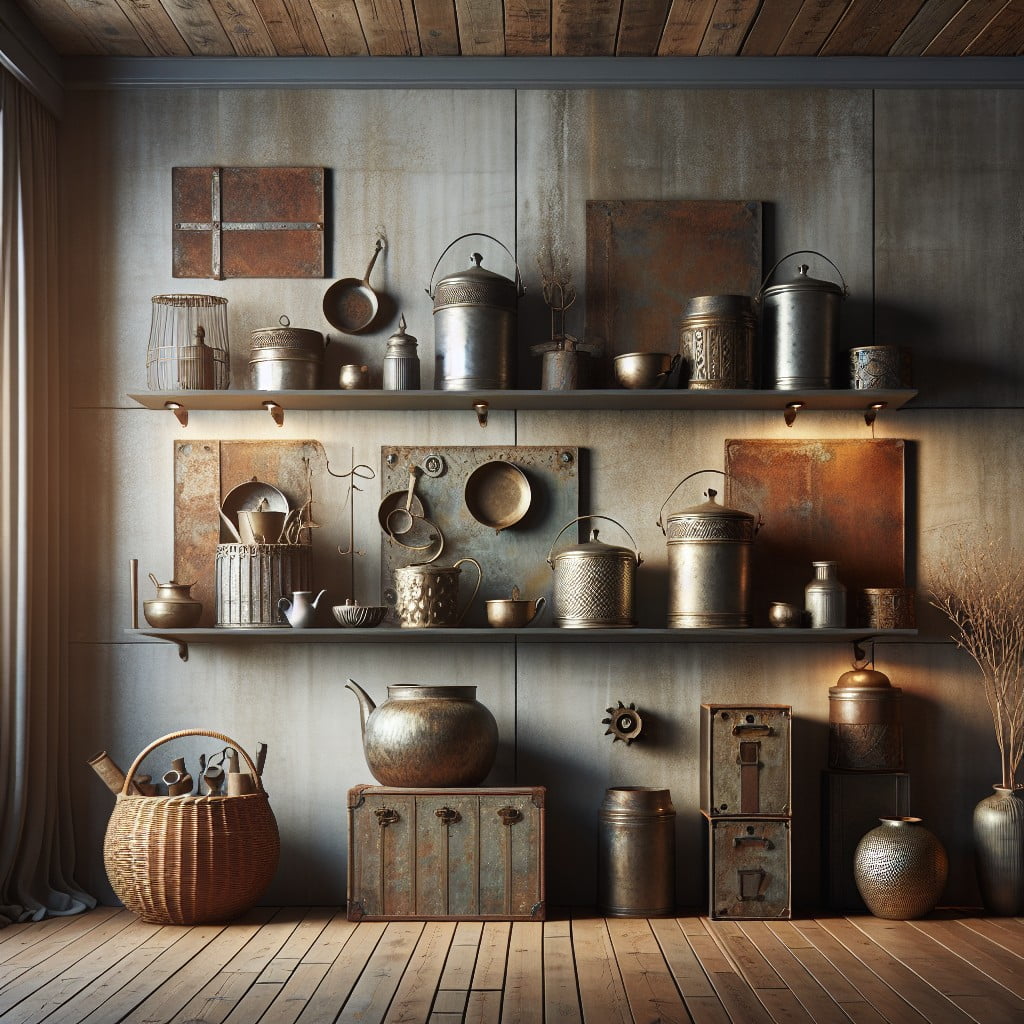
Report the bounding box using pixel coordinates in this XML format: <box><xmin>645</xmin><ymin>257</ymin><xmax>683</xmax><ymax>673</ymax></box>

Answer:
<box><xmin>347</xmin><ymin>785</ymin><xmax>545</xmax><ymax>921</ymax></box>
<box><xmin>700</xmin><ymin>704</ymin><xmax>792</xmax><ymax>817</ymax></box>
<box><xmin>706</xmin><ymin>815</ymin><xmax>792</xmax><ymax>920</ymax></box>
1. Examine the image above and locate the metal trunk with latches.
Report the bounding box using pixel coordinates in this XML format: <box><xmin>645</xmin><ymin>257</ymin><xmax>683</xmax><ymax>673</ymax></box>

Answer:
<box><xmin>346</xmin><ymin>785</ymin><xmax>545</xmax><ymax>921</ymax></box>
<box><xmin>700</xmin><ymin>704</ymin><xmax>792</xmax><ymax>817</ymax></box>
<box><xmin>706</xmin><ymin>816</ymin><xmax>792</xmax><ymax>920</ymax></box>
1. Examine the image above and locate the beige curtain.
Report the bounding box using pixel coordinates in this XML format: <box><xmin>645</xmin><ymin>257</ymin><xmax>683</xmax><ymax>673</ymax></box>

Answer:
<box><xmin>0</xmin><ymin>66</ymin><xmax>94</xmax><ymax>923</ymax></box>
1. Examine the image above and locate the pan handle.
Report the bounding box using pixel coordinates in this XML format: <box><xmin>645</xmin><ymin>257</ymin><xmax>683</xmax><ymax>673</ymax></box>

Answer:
<box><xmin>427</xmin><ymin>233</ymin><xmax>525</xmax><ymax>299</ymax></box>
<box><xmin>362</xmin><ymin>237</ymin><xmax>384</xmax><ymax>284</ymax></box>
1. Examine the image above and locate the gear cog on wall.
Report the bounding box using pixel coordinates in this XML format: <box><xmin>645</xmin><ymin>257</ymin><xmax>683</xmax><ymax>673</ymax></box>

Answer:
<box><xmin>602</xmin><ymin>701</ymin><xmax>644</xmax><ymax>745</ymax></box>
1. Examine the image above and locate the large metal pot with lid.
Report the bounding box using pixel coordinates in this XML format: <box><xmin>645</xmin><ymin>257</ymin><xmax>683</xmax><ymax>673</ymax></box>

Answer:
<box><xmin>427</xmin><ymin>233</ymin><xmax>525</xmax><ymax>390</ymax></box>
<box><xmin>547</xmin><ymin>515</ymin><xmax>642</xmax><ymax>628</ymax></box>
<box><xmin>248</xmin><ymin>315</ymin><xmax>324</xmax><ymax>390</ymax></box>
<box><xmin>758</xmin><ymin>250</ymin><xmax>848</xmax><ymax>390</ymax></box>
<box><xmin>658</xmin><ymin>470</ymin><xmax>762</xmax><ymax>628</ymax></box>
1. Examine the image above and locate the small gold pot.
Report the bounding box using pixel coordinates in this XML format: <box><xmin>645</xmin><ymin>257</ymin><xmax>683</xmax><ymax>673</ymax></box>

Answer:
<box><xmin>486</xmin><ymin>587</ymin><xmax>545</xmax><ymax>628</ymax></box>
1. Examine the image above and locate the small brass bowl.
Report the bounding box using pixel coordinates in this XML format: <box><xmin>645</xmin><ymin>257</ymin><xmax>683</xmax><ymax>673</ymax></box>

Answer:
<box><xmin>768</xmin><ymin>601</ymin><xmax>804</xmax><ymax>628</ymax></box>
<box><xmin>614</xmin><ymin>352</ymin><xmax>671</xmax><ymax>389</ymax></box>
<box><xmin>143</xmin><ymin>599</ymin><xmax>203</xmax><ymax>629</ymax></box>
<box><xmin>332</xmin><ymin>602</ymin><xmax>387</xmax><ymax>628</ymax></box>
<box><xmin>486</xmin><ymin>596</ymin><xmax>546</xmax><ymax>628</ymax></box>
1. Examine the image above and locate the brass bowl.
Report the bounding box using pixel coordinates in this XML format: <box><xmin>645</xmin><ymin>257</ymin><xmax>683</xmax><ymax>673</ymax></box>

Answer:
<box><xmin>332</xmin><ymin>603</ymin><xmax>387</xmax><ymax>628</ymax></box>
<box><xmin>143</xmin><ymin>599</ymin><xmax>202</xmax><ymax>629</ymax></box>
<box><xmin>614</xmin><ymin>352</ymin><xmax>671</xmax><ymax>389</ymax></box>
<box><xmin>486</xmin><ymin>596</ymin><xmax>545</xmax><ymax>628</ymax></box>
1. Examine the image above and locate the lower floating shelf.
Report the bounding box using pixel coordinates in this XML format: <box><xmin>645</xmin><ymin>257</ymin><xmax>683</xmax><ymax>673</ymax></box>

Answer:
<box><xmin>127</xmin><ymin>626</ymin><xmax>919</xmax><ymax>661</ymax></box>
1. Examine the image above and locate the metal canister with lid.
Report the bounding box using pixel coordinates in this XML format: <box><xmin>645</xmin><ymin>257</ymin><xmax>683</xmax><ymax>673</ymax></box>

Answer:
<box><xmin>382</xmin><ymin>314</ymin><xmax>420</xmax><ymax>391</ymax></box>
<box><xmin>547</xmin><ymin>515</ymin><xmax>642</xmax><ymax>628</ymax></box>
<box><xmin>759</xmin><ymin>251</ymin><xmax>848</xmax><ymax>390</ymax></box>
<box><xmin>427</xmin><ymin>233</ymin><xmax>524</xmax><ymax>391</ymax></box>
<box><xmin>679</xmin><ymin>294</ymin><xmax>756</xmax><ymax>389</ymax></box>
<box><xmin>249</xmin><ymin>315</ymin><xmax>324</xmax><ymax>390</ymax></box>
<box><xmin>658</xmin><ymin>470</ymin><xmax>761</xmax><ymax>628</ymax></box>
<box><xmin>829</xmin><ymin>660</ymin><xmax>904</xmax><ymax>771</ymax></box>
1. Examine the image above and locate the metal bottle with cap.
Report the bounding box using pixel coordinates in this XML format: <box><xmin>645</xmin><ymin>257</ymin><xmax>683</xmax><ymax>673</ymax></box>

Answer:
<box><xmin>658</xmin><ymin>470</ymin><xmax>761</xmax><ymax>628</ymax></box>
<box><xmin>427</xmin><ymin>233</ymin><xmax>525</xmax><ymax>391</ymax></box>
<box><xmin>382</xmin><ymin>314</ymin><xmax>420</xmax><ymax>391</ymax></box>
<box><xmin>758</xmin><ymin>250</ymin><xmax>848</xmax><ymax>390</ymax></box>
<box><xmin>829</xmin><ymin>657</ymin><xmax>904</xmax><ymax>771</ymax></box>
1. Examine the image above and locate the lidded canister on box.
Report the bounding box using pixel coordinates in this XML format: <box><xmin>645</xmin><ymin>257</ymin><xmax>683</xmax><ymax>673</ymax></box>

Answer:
<box><xmin>658</xmin><ymin>470</ymin><xmax>761</xmax><ymax>628</ymax></box>
<box><xmin>759</xmin><ymin>251</ymin><xmax>848</xmax><ymax>390</ymax></box>
<box><xmin>598</xmin><ymin>787</ymin><xmax>675</xmax><ymax>917</ymax></box>
<box><xmin>382</xmin><ymin>314</ymin><xmax>420</xmax><ymax>391</ymax></box>
<box><xmin>829</xmin><ymin>661</ymin><xmax>904</xmax><ymax>771</ymax></box>
<box><xmin>547</xmin><ymin>515</ymin><xmax>642</xmax><ymax>628</ymax></box>
<box><xmin>679</xmin><ymin>294</ymin><xmax>756</xmax><ymax>390</ymax></box>
<box><xmin>248</xmin><ymin>315</ymin><xmax>324</xmax><ymax>390</ymax></box>
<box><xmin>428</xmin><ymin>233</ymin><xmax>525</xmax><ymax>391</ymax></box>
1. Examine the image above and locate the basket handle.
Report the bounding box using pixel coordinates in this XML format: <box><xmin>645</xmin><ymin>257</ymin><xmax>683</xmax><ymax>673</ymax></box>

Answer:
<box><xmin>755</xmin><ymin>249</ymin><xmax>848</xmax><ymax>301</ymax></box>
<box><xmin>120</xmin><ymin>729</ymin><xmax>265</xmax><ymax>796</ymax></box>
<box><xmin>426</xmin><ymin>232</ymin><xmax>525</xmax><ymax>299</ymax></box>
<box><xmin>656</xmin><ymin>469</ymin><xmax>764</xmax><ymax>536</ymax></box>
<box><xmin>546</xmin><ymin>514</ymin><xmax>643</xmax><ymax>569</ymax></box>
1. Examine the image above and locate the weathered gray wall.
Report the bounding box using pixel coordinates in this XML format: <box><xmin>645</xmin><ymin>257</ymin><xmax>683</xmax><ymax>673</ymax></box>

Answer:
<box><xmin>61</xmin><ymin>86</ymin><xmax>1024</xmax><ymax>911</ymax></box>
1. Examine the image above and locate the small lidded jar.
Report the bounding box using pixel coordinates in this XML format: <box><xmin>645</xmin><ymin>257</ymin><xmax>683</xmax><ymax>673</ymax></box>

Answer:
<box><xmin>382</xmin><ymin>314</ymin><xmax>420</xmax><ymax>391</ymax></box>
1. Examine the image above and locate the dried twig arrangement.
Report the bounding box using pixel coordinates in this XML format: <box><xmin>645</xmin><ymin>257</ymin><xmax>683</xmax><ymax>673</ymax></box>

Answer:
<box><xmin>931</xmin><ymin>538</ymin><xmax>1024</xmax><ymax>789</ymax></box>
<box><xmin>536</xmin><ymin>245</ymin><xmax>576</xmax><ymax>346</ymax></box>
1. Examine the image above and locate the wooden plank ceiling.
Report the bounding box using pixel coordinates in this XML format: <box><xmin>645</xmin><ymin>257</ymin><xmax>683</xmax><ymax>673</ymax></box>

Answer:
<box><xmin>12</xmin><ymin>0</ymin><xmax>1024</xmax><ymax>59</ymax></box>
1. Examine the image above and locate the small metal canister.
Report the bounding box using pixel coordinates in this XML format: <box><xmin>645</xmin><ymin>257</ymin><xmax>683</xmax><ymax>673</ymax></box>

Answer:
<box><xmin>382</xmin><ymin>315</ymin><xmax>420</xmax><ymax>391</ymax></box>
<box><xmin>249</xmin><ymin>315</ymin><xmax>324</xmax><ymax>390</ymax></box>
<box><xmin>849</xmin><ymin>345</ymin><xmax>912</xmax><ymax>390</ymax></box>
<box><xmin>547</xmin><ymin>515</ymin><xmax>642</xmax><ymax>628</ymax></box>
<box><xmin>598</xmin><ymin>787</ymin><xmax>675</xmax><ymax>917</ymax></box>
<box><xmin>659</xmin><ymin>471</ymin><xmax>760</xmax><ymax>628</ymax></box>
<box><xmin>679</xmin><ymin>294</ymin><xmax>756</xmax><ymax>389</ymax></box>
<box><xmin>215</xmin><ymin>542</ymin><xmax>311</xmax><ymax>627</ymax></box>
<box><xmin>428</xmin><ymin>234</ymin><xmax>524</xmax><ymax>391</ymax></box>
<box><xmin>177</xmin><ymin>326</ymin><xmax>215</xmax><ymax>389</ymax></box>
<box><xmin>760</xmin><ymin>251</ymin><xmax>848</xmax><ymax>390</ymax></box>
<box><xmin>829</xmin><ymin>663</ymin><xmax>904</xmax><ymax>772</ymax></box>
<box><xmin>858</xmin><ymin>587</ymin><xmax>916</xmax><ymax>630</ymax></box>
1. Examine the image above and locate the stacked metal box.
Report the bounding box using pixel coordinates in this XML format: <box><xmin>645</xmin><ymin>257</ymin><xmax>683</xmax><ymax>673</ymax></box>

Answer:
<box><xmin>700</xmin><ymin>704</ymin><xmax>792</xmax><ymax>919</ymax></box>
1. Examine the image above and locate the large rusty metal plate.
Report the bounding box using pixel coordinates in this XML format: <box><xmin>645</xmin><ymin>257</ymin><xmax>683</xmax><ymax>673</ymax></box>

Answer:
<box><xmin>380</xmin><ymin>446</ymin><xmax>579</xmax><ymax>628</ymax></box>
<box><xmin>585</xmin><ymin>199</ymin><xmax>762</xmax><ymax>373</ymax></box>
<box><xmin>723</xmin><ymin>439</ymin><xmax>906</xmax><ymax>627</ymax></box>
<box><xmin>173</xmin><ymin>166</ymin><xmax>325</xmax><ymax>279</ymax></box>
<box><xmin>174</xmin><ymin>440</ymin><xmax>329</xmax><ymax>626</ymax></box>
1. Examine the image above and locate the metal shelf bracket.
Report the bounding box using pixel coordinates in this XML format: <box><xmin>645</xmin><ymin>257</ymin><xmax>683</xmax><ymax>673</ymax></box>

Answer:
<box><xmin>864</xmin><ymin>401</ymin><xmax>887</xmax><ymax>427</ymax></box>
<box><xmin>164</xmin><ymin>401</ymin><xmax>188</xmax><ymax>427</ymax></box>
<box><xmin>784</xmin><ymin>401</ymin><xmax>804</xmax><ymax>427</ymax></box>
<box><xmin>262</xmin><ymin>400</ymin><xmax>284</xmax><ymax>426</ymax></box>
<box><xmin>473</xmin><ymin>400</ymin><xmax>489</xmax><ymax>427</ymax></box>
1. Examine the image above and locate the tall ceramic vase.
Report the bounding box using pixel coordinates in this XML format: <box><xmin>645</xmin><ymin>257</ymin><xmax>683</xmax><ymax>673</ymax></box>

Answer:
<box><xmin>973</xmin><ymin>786</ymin><xmax>1024</xmax><ymax>915</ymax></box>
<box><xmin>854</xmin><ymin>817</ymin><xmax>948</xmax><ymax>920</ymax></box>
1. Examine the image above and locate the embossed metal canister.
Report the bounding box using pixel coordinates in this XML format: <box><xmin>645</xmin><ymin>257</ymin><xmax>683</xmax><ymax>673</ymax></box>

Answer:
<box><xmin>659</xmin><ymin>471</ymin><xmax>760</xmax><ymax>628</ymax></box>
<box><xmin>215</xmin><ymin>543</ymin><xmax>311</xmax><ymax>627</ymax></box>
<box><xmin>428</xmin><ymin>234</ymin><xmax>524</xmax><ymax>391</ymax></box>
<box><xmin>599</xmin><ymin>787</ymin><xmax>675</xmax><ymax>917</ymax></box>
<box><xmin>547</xmin><ymin>515</ymin><xmax>642</xmax><ymax>628</ymax></box>
<box><xmin>849</xmin><ymin>345</ymin><xmax>912</xmax><ymax>390</ymax></box>
<box><xmin>249</xmin><ymin>316</ymin><xmax>324</xmax><ymax>390</ymax></box>
<box><xmin>829</xmin><ymin>664</ymin><xmax>904</xmax><ymax>772</ymax></box>
<box><xmin>679</xmin><ymin>294</ymin><xmax>756</xmax><ymax>389</ymax></box>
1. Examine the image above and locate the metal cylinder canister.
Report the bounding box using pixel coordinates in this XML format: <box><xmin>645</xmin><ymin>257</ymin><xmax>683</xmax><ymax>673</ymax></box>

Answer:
<box><xmin>547</xmin><ymin>515</ymin><xmax>642</xmax><ymax>628</ymax></box>
<box><xmin>429</xmin><ymin>234</ymin><xmax>524</xmax><ymax>391</ymax></box>
<box><xmin>829</xmin><ymin>664</ymin><xmax>904</xmax><ymax>771</ymax></box>
<box><xmin>849</xmin><ymin>345</ymin><xmax>912</xmax><ymax>390</ymax></box>
<box><xmin>659</xmin><ymin>471</ymin><xmax>760</xmax><ymax>628</ymax></box>
<box><xmin>679</xmin><ymin>294</ymin><xmax>756</xmax><ymax>389</ymax></box>
<box><xmin>215</xmin><ymin>543</ymin><xmax>311</xmax><ymax>627</ymax></box>
<box><xmin>248</xmin><ymin>316</ymin><xmax>324</xmax><ymax>390</ymax></box>
<box><xmin>598</xmin><ymin>787</ymin><xmax>676</xmax><ymax>917</ymax></box>
<box><xmin>382</xmin><ymin>315</ymin><xmax>421</xmax><ymax>391</ymax></box>
<box><xmin>759</xmin><ymin>251</ymin><xmax>847</xmax><ymax>390</ymax></box>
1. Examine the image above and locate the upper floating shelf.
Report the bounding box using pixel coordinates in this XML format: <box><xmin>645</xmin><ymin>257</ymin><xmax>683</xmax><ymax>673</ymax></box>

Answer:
<box><xmin>129</xmin><ymin>388</ymin><xmax>917</xmax><ymax>427</ymax></box>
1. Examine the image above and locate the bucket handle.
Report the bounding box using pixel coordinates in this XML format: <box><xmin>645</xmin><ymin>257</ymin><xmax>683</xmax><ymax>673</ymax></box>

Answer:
<box><xmin>119</xmin><ymin>729</ymin><xmax>266</xmax><ymax>796</ymax></box>
<box><xmin>755</xmin><ymin>250</ymin><xmax>848</xmax><ymax>302</ymax></box>
<box><xmin>426</xmin><ymin>233</ymin><xmax>525</xmax><ymax>299</ymax></box>
<box><xmin>452</xmin><ymin>556</ymin><xmax>484</xmax><ymax>626</ymax></box>
<box><xmin>656</xmin><ymin>469</ymin><xmax>764</xmax><ymax>537</ymax></box>
<box><xmin>547</xmin><ymin>514</ymin><xmax>643</xmax><ymax>569</ymax></box>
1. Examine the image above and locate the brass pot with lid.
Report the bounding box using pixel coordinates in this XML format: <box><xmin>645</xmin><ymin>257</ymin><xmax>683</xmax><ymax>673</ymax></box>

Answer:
<box><xmin>547</xmin><ymin>515</ymin><xmax>642</xmax><ymax>628</ymax></box>
<box><xmin>829</xmin><ymin>658</ymin><xmax>904</xmax><ymax>771</ymax></box>
<box><xmin>658</xmin><ymin>470</ymin><xmax>761</xmax><ymax>628</ymax></box>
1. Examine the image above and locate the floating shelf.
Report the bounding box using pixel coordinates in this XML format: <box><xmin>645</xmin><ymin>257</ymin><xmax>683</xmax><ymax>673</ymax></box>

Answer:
<box><xmin>129</xmin><ymin>388</ymin><xmax>917</xmax><ymax>427</ymax></box>
<box><xmin>127</xmin><ymin>626</ymin><xmax>919</xmax><ymax>661</ymax></box>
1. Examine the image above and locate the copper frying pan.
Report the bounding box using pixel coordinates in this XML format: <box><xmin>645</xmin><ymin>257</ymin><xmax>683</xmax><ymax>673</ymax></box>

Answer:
<box><xmin>323</xmin><ymin>238</ymin><xmax>383</xmax><ymax>334</ymax></box>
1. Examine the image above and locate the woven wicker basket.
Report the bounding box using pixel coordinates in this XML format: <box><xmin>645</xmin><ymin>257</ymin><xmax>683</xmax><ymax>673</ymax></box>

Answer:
<box><xmin>103</xmin><ymin>729</ymin><xmax>280</xmax><ymax>925</ymax></box>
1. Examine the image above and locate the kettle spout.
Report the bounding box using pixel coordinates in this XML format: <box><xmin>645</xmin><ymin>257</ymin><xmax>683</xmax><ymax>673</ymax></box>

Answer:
<box><xmin>312</xmin><ymin>588</ymin><xmax>327</xmax><ymax>609</ymax></box>
<box><xmin>345</xmin><ymin>679</ymin><xmax>376</xmax><ymax>738</ymax></box>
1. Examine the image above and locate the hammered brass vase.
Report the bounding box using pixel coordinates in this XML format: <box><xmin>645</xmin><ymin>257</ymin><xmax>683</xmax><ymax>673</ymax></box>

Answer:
<box><xmin>854</xmin><ymin>817</ymin><xmax>947</xmax><ymax>920</ymax></box>
<box><xmin>973</xmin><ymin>786</ymin><xmax>1024</xmax><ymax>915</ymax></box>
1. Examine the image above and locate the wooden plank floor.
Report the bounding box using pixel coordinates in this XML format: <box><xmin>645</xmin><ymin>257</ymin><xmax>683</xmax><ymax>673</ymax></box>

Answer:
<box><xmin>1</xmin><ymin>908</ymin><xmax>1022</xmax><ymax>1023</ymax></box>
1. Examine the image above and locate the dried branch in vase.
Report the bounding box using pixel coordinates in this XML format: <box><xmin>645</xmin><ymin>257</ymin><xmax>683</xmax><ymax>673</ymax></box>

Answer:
<box><xmin>931</xmin><ymin>538</ymin><xmax>1024</xmax><ymax>790</ymax></box>
<box><xmin>536</xmin><ymin>246</ymin><xmax>577</xmax><ymax>347</ymax></box>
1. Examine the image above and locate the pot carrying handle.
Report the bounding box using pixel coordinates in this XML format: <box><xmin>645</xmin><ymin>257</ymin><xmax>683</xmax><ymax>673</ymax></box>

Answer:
<box><xmin>119</xmin><ymin>729</ymin><xmax>266</xmax><ymax>796</ymax></box>
<box><xmin>755</xmin><ymin>249</ymin><xmax>848</xmax><ymax>301</ymax></box>
<box><xmin>426</xmin><ymin>233</ymin><xmax>525</xmax><ymax>299</ymax></box>
<box><xmin>546</xmin><ymin>514</ymin><xmax>643</xmax><ymax>568</ymax></box>
<box><xmin>657</xmin><ymin>469</ymin><xmax>764</xmax><ymax>537</ymax></box>
<box><xmin>452</xmin><ymin>557</ymin><xmax>484</xmax><ymax>625</ymax></box>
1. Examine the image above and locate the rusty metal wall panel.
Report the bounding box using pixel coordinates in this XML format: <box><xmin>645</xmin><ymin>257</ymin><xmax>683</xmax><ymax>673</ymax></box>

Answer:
<box><xmin>700</xmin><ymin>704</ymin><xmax>792</xmax><ymax>817</ymax></box>
<box><xmin>724</xmin><ymin>439</ymin><xmax>906</xmax><ymax>626</ymax></box>
<box><xmin>708</xmin><ymin>816</ymin><xmax>792</xmax><ymax>920</ymax></box>
<box><xmin>172</xmin><ymin>166</ymin><xmax>325</xmax><ymax>279</ymax></box>
<box><xmin>585</xmin><ymin>199</ymin><xmax>762</xmax><ymax>372</ymax></box>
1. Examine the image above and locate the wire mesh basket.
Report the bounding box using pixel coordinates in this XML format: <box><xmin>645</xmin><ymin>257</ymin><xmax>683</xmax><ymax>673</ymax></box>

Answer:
<box><xmin>146</xmin><ymin>294</ymin><xmax>230</xmax><ymax>390</ymax></box>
